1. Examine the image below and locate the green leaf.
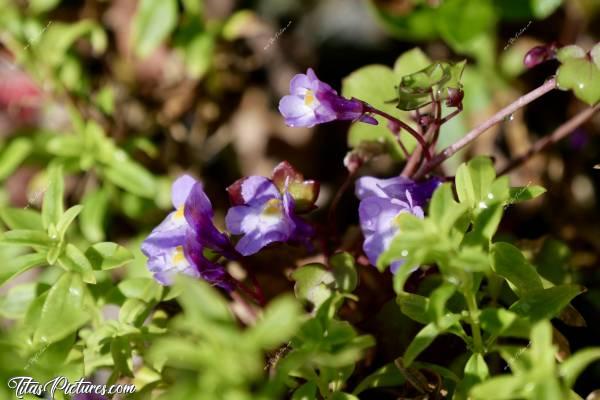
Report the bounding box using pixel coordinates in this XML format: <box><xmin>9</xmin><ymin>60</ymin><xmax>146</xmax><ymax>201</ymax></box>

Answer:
<box><xmin>132</xmin><ymin>0</ymin><xmax>178</xmax><ymax>57</ymax></box>
<box><xmin>80</xmin><ymin>187</ymin><xmax>109</xmax><ymax>242</ymax></box>
<box><xmin>404</xmin><ymin>314</ymin><xmax>460</xmax><ymax>366</ymax></box>
<box><xmin>429</xmin><ymin>183</ymin><xmax>469</xmax><ymax>235</ymax></box>
<box><xmin>330</xmin><ymin>393</ymin><xmax>359</xmax><ymax>400</ymax></box>
<box><xmin>457</xmin><ymin>352</ymin><xmax>490</xmax><ymax>397</ymax></box>
<box><xmin>427</xmin><ymin>282</ymin><xmax>456</xmax><ymax>325</ymax></box>
<box><xmin>119</xmin><ymin>298</ymin><xmax>151</xmax><ymax>326</ymax></box>
<box><xmin>102</xmin><ymin>158</ymin><xmax>157</xmax><ymax>198</ymax></box>
<box><xmin>118</xmin><ymin>278</ymin><xmax>163</xmax><ymax>302</ymax></box>
<box><xmin>0</xmin><ymin>138</ymin><xmax>32</xmax><ymax>180</ymax></box>
<box><xmin>469</xmin><ymin>375</ymin><xmax>525</xmax><ymax>400</ymax></box>
<box><xmin>291</xmin><ymin>263</ymin><xmax>335</xmax><ymax>308</ymax></box>
<box><xmin>331</xmin><ymin>252</ymin><xmax>358</xmax><ymax>293</ymax></box>
<box><xmin>175</xmin><ymin>276</ymin><xmax>233</xmax><ymax>325</ymax></box>
<box><xmin>0</xmin><ymin>229</ymin><xmax>51</xmax><ymax>248</ymax></box>
<box><xmin>479</xmin><ymin>308</ymin><xmax>529</xmax><ymax>338</ymax></box>
<box><xmin>557</xmin><ymin>47</ymin><xmax>600</xmax><ymax>105</ymax></box>
<box><xmin>508</xmin><ymin>185</ymin><xmax>546</xmax><ymax>203</ymax></box>
<box><xmin>342</xmin><ymin>65</ymin><xmax>408</xmax><ymax>160</ymax></box>
<box><xmin>41</xmin><ymin>164</ymin><xmax>64</xmax><ymax>230</ymax></box>
<box><xmin>397</xmin><ymin>292</ymin><xmax>430</xmax><ymax>324</ymax></box>
<box><xmin>559</xmin><ymin>348</ymin><xmax>600</xmax><ymax>388</ymax></box>
<box><xmin>36</xmin><ymin>20</ymin><xmax>107</xmax><ymax>67</ymax></box>
<box><xmin>0</xmin><ymin>208</ymin><xmax>43</xmax><ymax>230</ymax></box>
<box><xmin>28</xmin><ymin>0</ymin><xmax>61</xmax><ymax>13</ymax></box>
<box><xmin>436</xmin><ymin>0</ymin><xmax>496</xmax><ymax>55</ymax></box>
<box><xmin>396</xmin><ymin>60</ymin><xmax>466</xmax><ymax>110</ymax></box>
<box><xmin>249</xmin><ymin>295</ymin><xmax>302</xmax><ymax>349</ymax></box>
<box><xmin>530</xmin><ymin>0</ymin><xmax>563</xmax><ymax>18</ymax></box>
<box><xmin>57</xmin><ymin>244</ymin><xmax>96</xmax><ymax>284</ymax></box>
<box><xmin>35</xmin><ymin>272</ymin><xmax>90</xmax><ymax>345</ymax></box>
<box><xmin>0</xmin><ymin>253</ymin><xmax>46</xmax><ymax>286</ymax></box>
<box><xmin>56</xmin><ymin>205</ymin><xmax>83</xmax><ymax>240</ymax></box>
<box><xmin>85</xmin><ymin>242</ymin><xmax>133</xmax><ymax>270</ymax></box>
<box><xmin>352</xmin><ymin>362</ymin><xmax>405</xmax><ymax>395</ymax></box>
<box><xmin>184</xmin><ymin>32</ymin><xmax>214</xmax><ymax>78</ymax></box>
<box><xmin>510</xmin><ymin>284</ymin><xmax>584</xmax><ymax>321</ymax></box>
<box><xmin>0</xmin><ymin>282</ymin><xmax>37</xmax><ymax>319</ymax></box>
<box><xmin>455</xmin><ymin>156</ymin><xmax>496</xmax><ymax>211</ymax></box>
<box><xmin>291</xmin><ymin>382</ymin><xmax>318</xmax><ymax>400</ymax></box>
<box><xmin>491</xmin><ymin>242</ymin><xmax>543</xmax><ymax>296</ymax></box>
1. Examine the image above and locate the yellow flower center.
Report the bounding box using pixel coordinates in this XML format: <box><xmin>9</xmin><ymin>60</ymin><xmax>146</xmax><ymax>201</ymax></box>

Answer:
<box><xmin>304</xmin><ymin>90</ymin><xmax>315</xmax><ymax>106</ymax></box>
<box><xmin>263</xmin><ymin>198</ymin><xmax>282</xmax><ymax>216</ymax></box>
<box><xmin>174</xmin><ymin>206</ymin><xmax>185</xmax><ymax>219</ymax></box>
<box><xmin>172</xmin><ymin>246</ymin><xmax>186</xmax><ymax>264</ymax></box>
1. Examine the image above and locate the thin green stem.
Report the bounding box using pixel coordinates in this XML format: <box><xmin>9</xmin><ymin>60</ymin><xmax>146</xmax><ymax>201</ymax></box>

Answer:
<box><xmin>465</xmin><ymin>290</ymin><xmax>484</xmax><ymax>354</ymax></box>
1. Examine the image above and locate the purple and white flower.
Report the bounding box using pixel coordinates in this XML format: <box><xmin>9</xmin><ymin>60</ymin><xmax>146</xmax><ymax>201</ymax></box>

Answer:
<box><xmin>356</xmin><ymin>176</ymin><xmax>440</xmax><ymax>273</ymax></box>
<box><xmin>225</xmin><ymin>163</ymin><xmax>317</xmax><ymax>256</ymax></box>
<box><xmin>141</xmin><ymin>175</ymin><xmax>235</xmax><ymax>290</ymax></box>
<box><xmin>278</xmin><ymin>68</ymin><xmax>376</xmax><ymax>128</ymax></box>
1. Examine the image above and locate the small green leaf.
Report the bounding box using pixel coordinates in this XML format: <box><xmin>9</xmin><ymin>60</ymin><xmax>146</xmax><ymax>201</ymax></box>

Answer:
<box><xmin>559</xmin><ymin>348</ymin><xmax>600</xmax><ymax>388</ymax></box>
<box><xmin>530</xmin><ymin>0</ymin><xmax>563</xmax><ymax>18</ymax></box>
<box><xmin>455</xmin><ymin>156</ymin><xmax>496</xmax><ymax>211</ymax></box>
<box><xmin>56</xmin><ymin>205</ymin><xmax>83</xmax><ymax>240</ymax></box>
<box><xmin>118</xmin><ymin>278</ymin><xmax>163</xmax><ymax>302</ymax></box>
<box><xmin>175</xmin><ymin>276</ymin><xmax>233</xmax><ymax>325</ymax></box>
<box><xmin>132</xmin><ymin>0</ymin><xmax>178</xmax><ymax>57</ymax></box>
<box><xmin>479</xmin><ymin>308</ymin><xmax>529</xmax><ymax>338</ymax></box>
<box><xmin>80</xmin><ymin>187</ymin><xmax>109</xmax><ymax>242</ymax></box>
<box><xmin>0</xmin><ymin>138</ymin><xmax>32</xmax><ymax>180</ymax></box>
<box><xmin>0</xmin><ymin>229</ymin><xmax>51</xmax><ymax>248</ymax></box>
<box><xmin>0</xmin><ymin>282</ymin><xmax>37</xmax><ymax>319</ymax></box>
<box><xmin>469</xmin><ymin>375</ymin><xmax>525</xmax><ymax>400</ymax></box>
<box><xmin>508</xmin><ymin>185</ymin><xmax>546</xmax><ymax>203</ymax></box>
<box><xmin>331</xmin><ymin>252</ymin><xmax>358</xmax><ymax>293</ymax></box>
<box><xmin>0</xmin><ymin>253</ymin><xmax>47</xmax><ymax>286</ymax></box>
<box><xmin>404</xmin><ymin>314</ymin><xmax>460</xmax><ymax>366</ymax></box>
<box><xmin>41</xmin><ymin>164</ymin><xmax>64</xmax><ymax>230</ymax></box>
<box><xmin>352</xmin><ymin>362</ymin><xmax>405</xmax><ymax>395</ymax></box>
<box><xmin>102</xmin><ymin>159</ymin><xmax>157</xmax><ymax>198</ymax></box>
<box><xmin>249</xmin><ymin>295</ymin><xmax>302</xmax><ymax>349</ymax></box>
<box><xmin>28</xmin><ymin>0</ymin><xmax>61</xmax><ymax>14</ymax></box>
<box><xmin>291</xmin><ymin>263</ymin><xmax>335</xmax><ymax>308</ymax></box>
<box><xmin>85</xmin><ymin>242</ymin><xmax>133</xmax><ymax>270</ymax></box>
<box><xmin>342</xmin><ymin>65</ymin><xmax>409</xmax><ymax>160</ymax></box>
<box><xmin>510</xmin><ymin>284</ymin><xmax>584</xmax><ymax>321</ymax></box>
<box><xmin>427</xmin><ymin>282</ymin><xmax>456</xmax><ymax>325</ymax></box>
<box><xmin>557</xmin><ymin>47</ymin><xmax>600</xmax><ymax>105</ymax></box>
<box><xmin>119</xmin><ymin>298</ymin><xmax>151</xmax><ymax>326</ymax></box>
<box><xmin>396</xmin><ymin>60</ymin><xmax>466</xmax><ymax>110</ymax></box>
<box><xmin>291</xmin><ymin>382</ymin><xmax>318</xmax><ymax>400</ymax></box>
<box><xmin>491</xmin><ymin>242</ymin><xmax>543</xmax><ymax>296</ymax></box>
<box><xmin>35</xmin><ymin>272</ymin><xmax>91</xmax><ymax>345</ymax></box>
<box><xmin>0</xmin><ymin>208</ymin><xmax>43</xmax><ymax>230</ymax></box>
<box><xmin>58</xmin><ymin>244</ymin><xmax>96</xmax><ymax>284</ymax></box>
<box><xmin>397</xmin><ymin>292</ymin><xmax>430</xmax><ymax>324</ymax></box>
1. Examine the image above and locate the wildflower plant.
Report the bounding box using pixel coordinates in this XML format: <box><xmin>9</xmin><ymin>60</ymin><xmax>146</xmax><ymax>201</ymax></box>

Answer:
<box><xmin>0</xmin><ymin>1</ymin><xmax>599</xmax><ymax>400</ymax></box>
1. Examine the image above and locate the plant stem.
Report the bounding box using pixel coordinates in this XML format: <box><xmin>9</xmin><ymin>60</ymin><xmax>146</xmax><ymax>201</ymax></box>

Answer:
<box><xmin>498</xmin><ymin>104</ymin><xmax>600</xmax><ymax>175</ymax></box>
<box><xmin>413</xmin><ymin>77</ymin><xmax>557</xmax><ymax>179</ymax></box>
<box><xmin>363</xmin><ymin>104</ymin><xmax>432</xmax><ymax>160</ymax></box>
<box><xmin>465</xmin><ymin>291</ymin><xmax>484</xmax><ymax>354</ymax></box>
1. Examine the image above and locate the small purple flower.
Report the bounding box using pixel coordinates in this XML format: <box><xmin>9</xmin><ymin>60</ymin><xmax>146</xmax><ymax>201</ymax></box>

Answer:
<box><xmin>278</xmin><ymin>68</ymin><xmax>376</xmax><ymax>127</ymax></box>
<box><xmin>225</xmin><ymin>163</ymin><xmax>317</xmax><ymax>256</ymax></box>
<box><xmin>356</xmin><ymin>176</ymin><xmax>440</xmax><ymax>273</ymax></box>
<box><xmin>141</xmin><ymin>175</ymin><xmax>235</xmax><ymax>290</ymax></box>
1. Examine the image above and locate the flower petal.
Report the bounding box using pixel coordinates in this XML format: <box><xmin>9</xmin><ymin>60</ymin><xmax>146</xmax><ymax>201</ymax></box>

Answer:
<box><xmin>171</xmin><ymin>174</ymin><xmax>197</xmax><ymax>209</ymax></box>
<box><xmin>240</xmin><ymin>176</ymin><xmax>280</xmax><ymax>205</ymax></box>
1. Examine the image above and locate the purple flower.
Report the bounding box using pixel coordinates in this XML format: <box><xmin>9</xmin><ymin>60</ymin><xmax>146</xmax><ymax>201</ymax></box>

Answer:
<box><xmin>225</xmin><ymin>163</ymin><xmax>317</xmax><ymax>256</ymax></box>
<box><xmin>356</xmin><ymin>176</ymin><xmax>440</xmax><ymax>273</ymax></box>
<box><xmin>278</xmin><ymin>68</ymin><xmax>376</xmax><ymax>127</ymax></box>
<box><xmin>141</xmin><ymin>175</ymin><xmax>235</xmax><ymax>290</ymax></box>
